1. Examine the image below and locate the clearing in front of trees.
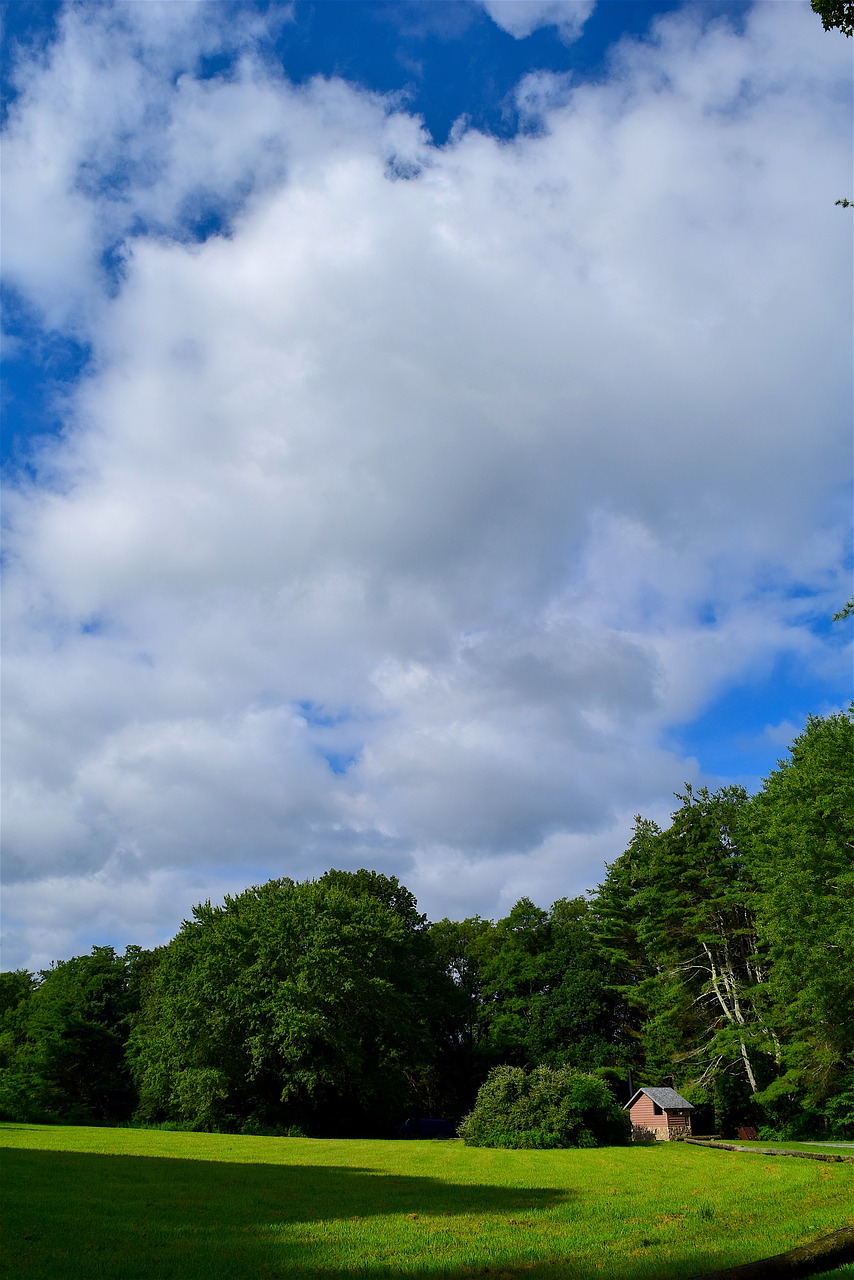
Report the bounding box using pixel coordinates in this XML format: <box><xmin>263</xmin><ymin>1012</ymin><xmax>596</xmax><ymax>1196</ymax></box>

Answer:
<box><xmin>1</xmin><ymin>1122</ymin><xmax>852</xmax><ymax>1279</ymax></box>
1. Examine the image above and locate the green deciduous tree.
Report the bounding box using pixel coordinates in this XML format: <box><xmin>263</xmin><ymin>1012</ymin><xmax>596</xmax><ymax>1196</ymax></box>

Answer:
<box><xmin>431</xmin><ymin>896</ymin><xmax>632</xmax><ymax>1114</ymax></box>
<box><xmin>130</xmin><ymin>870</ymin><xmax>453</xmax><ymax>1133</ymax></box>
<box><xmin>0</xmin><ymin>948</ymin><xmax>141</xmax><ymax>1123</ymax></box>
<box><xmin>524</xmin><ymin>896</ymin><xmax>634</xmax><ymax>1073</ymax></box>
<box><xmin>475</xmin><ymin>898</ymin><xmax>553</xmax><ymax>1066</ymax></box>
<box><xmin>428</xmin><ymin>914</ymin><xmax>496</xmax><ymax>1114</ymax></box>
<box><xmin>811</xmin><ymin>0</ymin><xmax>854</xmax><ymax>36</ymax></box>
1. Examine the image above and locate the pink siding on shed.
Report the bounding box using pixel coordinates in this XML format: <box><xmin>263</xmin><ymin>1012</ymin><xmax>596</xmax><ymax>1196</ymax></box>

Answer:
<box><xmin>628</xmin><ymin>1093</ymin><xmax>692</xmax><ymax>1141</ymax></box>
<box><xmin>629</xmin><ymin>1095</ymin><xmax>668</xmax><ymax>1130</ymax></box>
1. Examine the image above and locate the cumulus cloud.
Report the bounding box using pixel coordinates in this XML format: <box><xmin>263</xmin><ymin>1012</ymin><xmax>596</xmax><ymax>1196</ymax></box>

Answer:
<box><xmin>1</xmin><ymin>1</ymin><xmax>851</xmax><ymax>968</ymax></box>
<box><xmin>480</xmin><ymin>1</ymin><xmax>596</xmax><ymax>43</ymax></box>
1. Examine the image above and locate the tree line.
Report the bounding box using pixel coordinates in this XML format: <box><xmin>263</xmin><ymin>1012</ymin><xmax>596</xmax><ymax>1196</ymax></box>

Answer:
<box><xmin>1</xmin><ymin>710</ymin><xmax>851</xmax><ymax>1140</ymax></box>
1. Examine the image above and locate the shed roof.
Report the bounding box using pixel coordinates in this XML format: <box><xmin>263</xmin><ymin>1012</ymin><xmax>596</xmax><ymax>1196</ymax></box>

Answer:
<box><xmin>624</xmin><ymin>1086</ymin><xmax>693</xmax><ymax>1111</ymax></box>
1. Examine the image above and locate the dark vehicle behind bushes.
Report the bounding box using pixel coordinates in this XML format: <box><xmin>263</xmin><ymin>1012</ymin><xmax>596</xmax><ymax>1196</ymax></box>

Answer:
<box><xmin>398</xmin><ymin>1118</ymin><xmax>458</xmax><ymax>1139</ymax></box>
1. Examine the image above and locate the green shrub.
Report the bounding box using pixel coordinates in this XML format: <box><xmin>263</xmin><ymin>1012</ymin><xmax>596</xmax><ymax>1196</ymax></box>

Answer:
<box><xmin>458</xmin><ymin>1064</ymin><xmax>631</xmax><ymax>1149</ymax></box>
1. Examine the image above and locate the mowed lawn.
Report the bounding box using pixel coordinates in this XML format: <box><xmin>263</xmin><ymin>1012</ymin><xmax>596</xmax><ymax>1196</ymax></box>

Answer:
<box><xmin>1</xmin><ymin>1124</ymin><xmax>852</xmax><ymax>1280</ymax></box>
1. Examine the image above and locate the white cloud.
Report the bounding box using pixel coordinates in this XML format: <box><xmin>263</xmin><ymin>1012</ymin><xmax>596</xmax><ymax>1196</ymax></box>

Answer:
<box><xmin>1</xmin><ymin>1</ymin><xmax>851</xmax><ymax>969</ymax></box>
<box><xmin>480</xmin><ymin>1</ymin><xmax>596</xmax><ymax>43</ymax></box>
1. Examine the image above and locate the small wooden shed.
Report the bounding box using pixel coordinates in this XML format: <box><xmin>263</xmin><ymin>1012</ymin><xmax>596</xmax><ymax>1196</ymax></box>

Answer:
<box><xmin>625</xmin><ymin>1086</ymin><xmax>693</xmax><ymax>1141</ymax></box>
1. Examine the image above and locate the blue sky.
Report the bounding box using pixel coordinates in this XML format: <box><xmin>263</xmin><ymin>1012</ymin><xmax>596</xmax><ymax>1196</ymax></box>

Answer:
<box><xmin>1</xmin><ymin>0</ymin><xmax>851</xmax><ymax>970</ymax></box>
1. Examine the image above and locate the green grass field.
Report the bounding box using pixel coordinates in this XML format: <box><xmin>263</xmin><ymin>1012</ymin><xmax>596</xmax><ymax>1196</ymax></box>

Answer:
<box><xmin>1</xmin><ymin>1123</ymin><xmax>852</xmax><ymax>1279</ymax></box>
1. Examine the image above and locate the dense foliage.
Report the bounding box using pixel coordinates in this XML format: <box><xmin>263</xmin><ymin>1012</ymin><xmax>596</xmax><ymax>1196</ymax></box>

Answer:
<box><xmin>458</xmin><ymin>1065</ymin><xmax>630</xmax><ymax>1148</ymax></box>
<box><xmin>129</xmin><ymin>870</ymin><xmax>453</xmax><ymax>1135</ymax></box>
<box><xmin>746</xmin><ymin>712</ymin><xmax>854</xmax><ymax>1135</ymax></box>
<box><xmin>811</xmin><ymin>0</ymin><xmax>854</xmax><ymax>37</ymax></box>
<box><xmin>1</xmin><ymin>710</ymin><xmax>851</xmax><ymax>1138</ymax></box>
<box><xmin>0</xmin><ymin>947</ymin><xmax>143</xmax><ymax>1124</ymax></box>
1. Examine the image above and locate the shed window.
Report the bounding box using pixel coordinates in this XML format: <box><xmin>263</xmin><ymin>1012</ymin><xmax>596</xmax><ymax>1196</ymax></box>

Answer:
<box><xmin>652</xmin><ymin>1102</ymin><xmax>663</xmax><ymax>1115</ymax></box>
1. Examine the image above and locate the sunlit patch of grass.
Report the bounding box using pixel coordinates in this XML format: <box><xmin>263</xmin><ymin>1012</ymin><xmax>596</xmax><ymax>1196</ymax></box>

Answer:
<box><xmin>0</xmin><ymin>1123</ymin><xmax>851</xmax><ymax>1279</ymax></box>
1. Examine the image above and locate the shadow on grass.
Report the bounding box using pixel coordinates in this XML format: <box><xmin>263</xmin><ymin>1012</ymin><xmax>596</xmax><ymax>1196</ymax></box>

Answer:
<box><xmin>0</xmin><ymin>1146</ymin><xmax>746</xmax><ymax>1280</ymax></box>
